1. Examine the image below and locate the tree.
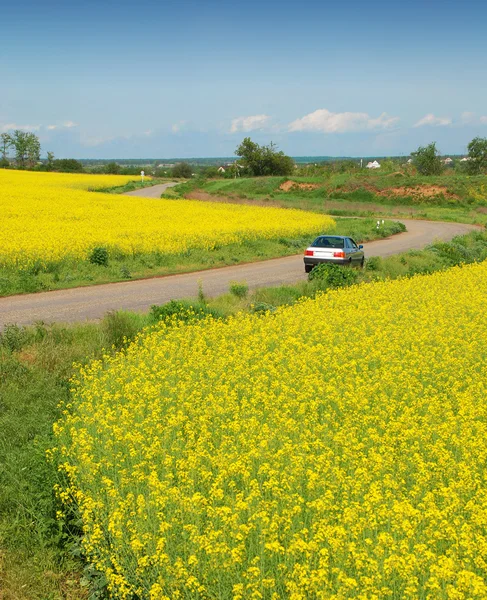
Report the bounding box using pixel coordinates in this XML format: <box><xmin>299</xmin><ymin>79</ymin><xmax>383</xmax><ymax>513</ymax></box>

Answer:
<box><xmin>410</xmin><ymin>142</ymin><xmax>444</xmax><ymax>175</ymax></box>
<box><xmin>235</xmin><ymin>138</ymin><xmax>294</xmax><ymax>176</ymax></box>
<box><xmin>46</xmin><ymin>151</ymin><xmax>55</xmax><ymax>171</ymax></box>
<box><xmin>10</xmin><ymin>130</ymin><xmax>41</xmax><ymax>168</ymax></box>
<box><xmin>172</xmin><ymin>162</ymin><xmax>193</xmax><ymax>178</ymax></box>
<box><xmin>53</xmin><ymin>158</ymin><xmax>84</xmax><ymax>172</ymax></box>
<box><xmin>1</xmin><ymin>133</ymin><xmax>12</xmax><ymax>162</ymax></box>
<box><xmin>105</xmin><ymin>162</ymin><xmax>121</xmax><ymax>174</ymax></box>
<box><xmin>465</xmin><ymin>137</ymin><xmax>487</xmax><ymax>175</ymax></box>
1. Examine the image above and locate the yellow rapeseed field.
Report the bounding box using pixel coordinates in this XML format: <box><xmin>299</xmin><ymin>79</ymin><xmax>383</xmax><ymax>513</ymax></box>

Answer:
<box><xmin>54</xmin><ymin>262</ymin><xmax>487</xmax><ymax>599</ymax></box>
<box><xmin>0</xmin><ymin>170</ymin><xmax>334</xmax><ymax>269</ymax></box>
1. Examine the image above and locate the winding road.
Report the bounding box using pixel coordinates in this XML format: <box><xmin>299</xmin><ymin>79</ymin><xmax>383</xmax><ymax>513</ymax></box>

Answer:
<box><xmin>0</xmin><ymin>185</ymin><xmax>480</xmax><ymax>327</ymax></box>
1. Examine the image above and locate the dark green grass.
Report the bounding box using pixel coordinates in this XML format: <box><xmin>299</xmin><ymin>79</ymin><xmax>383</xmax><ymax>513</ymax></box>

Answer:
<box><xmin>2</xmin><ymin>229</ymin><xmax>487</xmax><ymax>597</ymax></box>
<box><xmin>0</xmin><ymin>219</ymin><xmax>404</xmax><ymax>297</ymax></box>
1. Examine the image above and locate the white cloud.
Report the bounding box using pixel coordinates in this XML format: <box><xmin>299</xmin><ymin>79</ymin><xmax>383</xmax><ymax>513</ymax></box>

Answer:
<box><xmin>288</xmin><ymin>109</ymin><xmax>399</xmax><ymax>133</ymax></box>
<box><xmin>0</xmin><ymin>123</ymin><xmax>40</xmax><ymax>132</ymax></box>
<box><xmin>63</xmin><ymin>121</ymin><xmax>77</xmax><ymax>128</ymax></box>
<box><xmin>461</xmin><ymin>111</ymin><xmax>476</xmax><ymax>124</ymax></box>
<box><xmin>47</xmin><ymin>125</ymin><xmax>57</xmax><ymax>130</ymax></box>
<box><xmin>171</xmin><ymin>120</ymin><xmax>187</xmax><ymax>133</ymax></box>
<box><xmin>230</xmin><ymin>114</ymin><xmax>270</xmax><ymax>133</ymax></box>
<box><xmin>414</xmin><ymin>113</ymin><xmax>452</xmax><ymax>127</ymax></box>
<box><xmin>480</xmin><ymin>116</ymin><xmax>487</xmax><ymax>124</ymax></box>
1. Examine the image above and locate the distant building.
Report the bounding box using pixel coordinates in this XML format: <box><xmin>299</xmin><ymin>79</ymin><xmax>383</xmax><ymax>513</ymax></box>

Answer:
<box><xmin>217</xmin><ymin>166</ymin><xmax>226</xmax><ymax>173</ymax></box>
<box><xmin>407</xmin><ymin>158</ymin><xmax>413</xmax><ymax>164</ymax></box>
<box><xmin>460</xmin><ymin>157</ymin><xmax>470</xmax><ymax>162</ymax></box>
<box><xmin>443</xmin><ymin>157</ymin><xmax>453</xmax><ymax>164</ymax></box>
<box><xmin>366</xmin><ymin>160</ymin><xmax>381</xmax><ymax>169</ymax></box>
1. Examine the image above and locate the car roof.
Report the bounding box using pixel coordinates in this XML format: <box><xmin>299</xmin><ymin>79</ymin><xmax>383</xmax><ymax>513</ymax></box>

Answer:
<box><xmin>314</xmin><ymin>235</ymin><xmax>347</xmax><ymax>239</ymax></box>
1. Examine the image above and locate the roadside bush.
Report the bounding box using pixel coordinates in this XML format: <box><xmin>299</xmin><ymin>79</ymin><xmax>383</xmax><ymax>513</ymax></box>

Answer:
<box><xmin>308</xmin><ymin>263</ymin><xmax>359</xmax><ymax>288</ymax></box>
<box><xmin>251</xmin><ymin>302</ymin><xmax>277</xmax><ymax>313</ymax></box>
<box><xmin>0</xmin><ymin>324</ymin><xmax>28</xmax><ymax>352</ymax></box>
<box><xmin>89</xmin><ymin>246</ymin><xmax>109</xmax><ymax>267</ymax></box>
<box><xmin>150</xmin><ymin>300</ymin><xmax>223</xmax><ymax>324</ymax></box>
<box><xmin>366</xmin><ymin>256</ymin><xmax>383</xmax><ymax>271</ymax></box>
<box><xmin>229</xmin><ymin>281</ymin><xmax>249</xmax><ymax>298</ymax></box>
<box><xmin>102</xmin><ymin>311</ymin><xmax>140</xmax><ymax>349</ymax></box>
<box><xmin>120</xmin><ymin>265</ymin><xmax>131</xmax><ymax>279</ymax></box>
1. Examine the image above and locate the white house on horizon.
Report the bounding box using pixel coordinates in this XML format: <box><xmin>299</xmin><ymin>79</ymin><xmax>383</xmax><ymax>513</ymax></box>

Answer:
<box><xmin>443</xmin><ymin>157</ymin><xmax>453</xmax><ymax>164</ymax></box>
<box><xmin>366</xmin><ymin>160</ymin><xmax>381</xmax><ymax>169</ymax></box>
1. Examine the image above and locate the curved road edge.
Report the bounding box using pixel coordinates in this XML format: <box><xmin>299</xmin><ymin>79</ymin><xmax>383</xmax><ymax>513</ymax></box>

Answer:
<box><xmin>0</xmin><ymin>219</ymin><xmax>481</xmax><ymax>328</ymax></box>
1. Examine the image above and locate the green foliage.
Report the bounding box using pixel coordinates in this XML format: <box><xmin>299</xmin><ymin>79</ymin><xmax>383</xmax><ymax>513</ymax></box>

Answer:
<box><xmin>10</xmin><ymin>130</ymin><xmax>41</xmax><ymax>168</ymax></box>
<box><xmin>172</xmin><ymin>162</ymin><xmax>193</xmax><ymax>178</ymax></box>
<box><xmin>150</xmin><ymin>299</ymin><xmax>223</xmax><ymax>323</ymax></box>
<box><xmin>105</xmin><ymin>161</ymin><xmax>121</xmax><ymax>174</ymax></box>
<box><xmin>308</xmin><ymin>263</ymin><xmax>359</xmax><ymax>287</ymax></box>
<box><xmin>102</xmin><ymin>311</ymin><xmax>141</xmax><ymax>349</ymax></box>
<box><xmin>0</xmin><ymin>324</ymin><xmax>28</xmax><ymax>352</ymax></box>
<box><xmin>411</xmin><ymin>142</ymin><xmax>444</xmax><ymax>176</ymax></box>
<box><xmin>235</xmin><ymin>137</ymin><xmax>295</xmax><ymax>176</ymax></box>
<box><xmin>89</xmin><ymin>246</ymin><xmax>109</xmax><ymax>267</ymax></box>
<box><xmin>46</xmin><ymin>151</ymin><xmax>55</xmax><ymax>171</ymax></box>
<box><xmin>366</xmin><ymin>256</ymin><xmax>383</xmax><ymax>271</ymax></box>
<box><xmin>1</xmin><ymin>132</ymin><xmax>13</xmax><ymax>160</ymax></box>
<box><xmin>465</xmin><ymin>137</ymin><xmax>487</xmax><ymax>174</ymax></box>
<box><xmin>53</xmin><ymin>158</ymin><xmax>84</xmax><ymax>172</ymax></box>
<box><xmin>120</xmin><ymin>265</ymin><xmax>132</xmax><ymax>279</ymax></box>
<box><xmin>251</xmin><ymin>301</ymin><xmax>277</xmax><ymax>313</ymax></box>
<box><xmin>229</xmin><ymin>281</ymin><xmax>249</xmax><ymax>298</ymax></box>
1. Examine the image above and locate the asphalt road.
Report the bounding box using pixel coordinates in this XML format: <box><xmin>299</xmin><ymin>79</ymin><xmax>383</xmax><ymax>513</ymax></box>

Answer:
<box><xmin>0</xmin><ymin>217</ymin><xmax>480</xmax><ymax>328</ymax></box>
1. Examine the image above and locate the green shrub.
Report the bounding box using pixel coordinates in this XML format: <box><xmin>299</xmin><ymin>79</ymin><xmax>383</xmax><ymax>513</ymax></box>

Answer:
<box><xmin>120</xmin><ymin>265</ymin><xmax>132</xmax><ymax>279</ymax></box>
<box><xmin>366</xmin><ymin>256</ymin><xmax>383</xmax><ymax>271</ymax></box>
<box><xmin>251</xmin><ymin>302</ymin><xmax>277</xmax><ymax>314</ymax></box>
<box><xmin>102</xmin><ymin>311</ymin><xmax>140</xmax><ymax>349</ymax></box>
<box><xmin>150</xmin><ymin>300</ymin><xmax>223</xmax><ymax>324</ymax></box>
<box><xmin>0</xmin><ymin>324</ymin><xmax>28</xmax><ymax>352</ymax></box>
<box><xmin>308</xmin><ymin>263</ymin><xmax>359</xmax><ymax>288</ymax></box>
<box><xmin>89</xmin><ymin>246</ymin><xmax>109</xmax><ymax>267</ymax></box>
<box><xmin>229</xmin><ymin>281</ymin><xmax>249</xmax><ymax>298</ymax></box>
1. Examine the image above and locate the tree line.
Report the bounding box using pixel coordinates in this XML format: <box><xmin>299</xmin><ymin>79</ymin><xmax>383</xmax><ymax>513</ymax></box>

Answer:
<box><xmin>2</xmin><ymin>129</ymin><xmax>487</xmax><ymax>177</ymax></box>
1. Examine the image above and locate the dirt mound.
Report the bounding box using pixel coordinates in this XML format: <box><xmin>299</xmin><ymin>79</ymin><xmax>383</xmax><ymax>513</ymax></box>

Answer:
<box><xmin>377</xmin><ymin>185</ymin><xmax>458</xmax><ymax>200</ymax></box>
<box><xmin>279</xmin><ymin>180</ymin><xmax>321</xmax><ymax>192</ymax></box>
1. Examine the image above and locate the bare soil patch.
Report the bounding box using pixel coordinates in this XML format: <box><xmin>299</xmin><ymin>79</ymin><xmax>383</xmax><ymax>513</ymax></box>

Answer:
<box><xmin>279</xmin><ymin>180</ymin><xmax>321</xmax><ymax>192</ymax></box>
<box><xmin>377</xmin><ymin>185</ymin><xmax>459</xmax><ymax>200</ymax></box>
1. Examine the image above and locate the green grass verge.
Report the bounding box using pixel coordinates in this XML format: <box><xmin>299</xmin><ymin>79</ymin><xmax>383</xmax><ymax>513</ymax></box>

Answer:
<box><xmin>173</xmin><ymin>174</ymin><xmax>487</xmax><ymax>225</ymax></box>
<box><xmin>4</xmin><ymin>229</ymin><xmax>486</xmax><ymax>598</ymax></box>
<box><xmin>0</xmin><ymin>219</ymin><xmax>404</xmax><ymax>297</ymax></box>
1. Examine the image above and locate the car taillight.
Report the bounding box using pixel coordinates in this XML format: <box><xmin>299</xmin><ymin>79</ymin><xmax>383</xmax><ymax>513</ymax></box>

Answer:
<box><xmin>305</xmin><ymin>250</ymin><xmax>314</xmax><ymax>256</ymax></box>
<box><xmin>333</xmin><ymin>251</ymin><xmax>345</xmax><ymax>258</ymax></box>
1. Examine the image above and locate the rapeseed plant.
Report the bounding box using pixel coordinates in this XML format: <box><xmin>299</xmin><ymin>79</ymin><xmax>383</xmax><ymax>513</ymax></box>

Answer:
<box><xmin>0</xmin><ymin>170</ymin><xmax>334</xmax><ymax>270</ymax></box>
<box><xmin>54</xmin><ymin>263</ymin><xmax>487</xmax><ymax>599</ymax></box>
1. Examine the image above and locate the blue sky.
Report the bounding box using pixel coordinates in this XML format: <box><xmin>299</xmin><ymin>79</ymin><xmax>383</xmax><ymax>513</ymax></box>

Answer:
<box><xmin>2</xmin><ymin>0</ymin><xmax>486</xmax><ymax>158</ymax></box>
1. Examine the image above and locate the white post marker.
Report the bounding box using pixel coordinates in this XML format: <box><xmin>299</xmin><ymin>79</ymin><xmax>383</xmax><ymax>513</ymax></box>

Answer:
<box><xmin>382</xmin><ymin>219</ymin><xmax>385</xmax><ymax>225</ymax></box>
<box><xmin>141</xmin><ymin>170</ymin><xmax>145</xmax><ymax>182</ymax></box>
<box><xmin>377</xmin><ymin>220</ymin><xmax>380</xmax><ymax>228</ymax></box>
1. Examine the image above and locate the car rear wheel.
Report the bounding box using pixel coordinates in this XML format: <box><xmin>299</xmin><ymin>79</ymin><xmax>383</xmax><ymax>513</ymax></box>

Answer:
<box><xmin>360</xmin><ymin>257</ymin><xmax>365</xmax><ymax>268</ymax></box>
<box><xmin>305</xmin><ymin>264</ymin><xmax>313</xmax><ymax>274</ymax></box>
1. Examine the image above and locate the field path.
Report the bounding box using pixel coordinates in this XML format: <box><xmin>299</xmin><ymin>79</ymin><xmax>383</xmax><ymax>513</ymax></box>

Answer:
<box><xmin>123</xmin><ymin>182</ymin><xmax>178</xmax><ymax>197</ymax></box>
<box><xmin>0</xmin><ymin>211</ymin><xmax>480</xmax><ymax>327</ymax></box>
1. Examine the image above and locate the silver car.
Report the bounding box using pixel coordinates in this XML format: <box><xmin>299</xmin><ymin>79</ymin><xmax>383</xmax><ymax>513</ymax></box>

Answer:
<box><xmin>304</xmin><ymin>235</ymin><xmax>364</xmax><ymax>273</ymax></box>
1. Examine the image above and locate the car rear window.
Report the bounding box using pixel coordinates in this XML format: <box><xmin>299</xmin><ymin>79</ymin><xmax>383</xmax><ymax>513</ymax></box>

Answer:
<box><xmin>312</xmin><ymin>236</ymin><xmax>345</xmax><ymax>249</ymax></box>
